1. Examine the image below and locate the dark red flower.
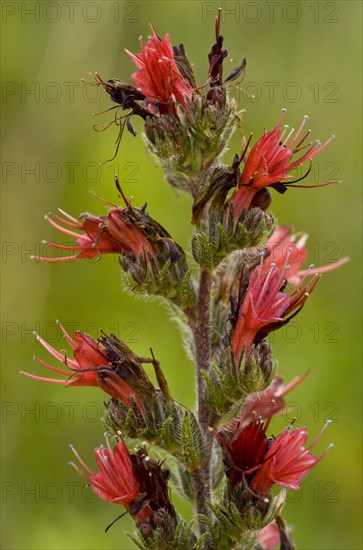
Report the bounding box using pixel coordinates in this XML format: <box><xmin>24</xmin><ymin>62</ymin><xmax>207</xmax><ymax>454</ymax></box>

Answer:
<box><xmin>231</xmin><ymin>110</ymin><xmax>335</xmax><ymax>218</ymax></box>
<box><xmin>216</xmin><ymin>418</ymin><xmax>331</xmax><ymax>497</ymax></box>
<box><xmin>231</xmin><ymin>258</ymin><xmax>319</xmax><ymax>364</ymax></box>
<box><xmin>264</xmin><ymin>225</ymin><xmax>349</xmax><ymax>284</ymax></box>
<box><xmin>126</xmin><ymin>27</ymin><xmax>193</xmax><ymax>114</ymax></box>
<box><xmin>20</xmin><ymin>322</ymin><xmax>141</xmax><ymax>406</ymax></box>
<box><xmin>70</xmin><ymin>438</ymin><xmax>151</xmax><ymax>523</ymax></box>
<box><xmin>221</xmin><ymin>420</ymin><xmax>269</xmax><ymax>492</ymax></box>
<box><xmin>32</xmin><ymin>207</ymin><xmax>154</xmax><ymax>263</ymax></box>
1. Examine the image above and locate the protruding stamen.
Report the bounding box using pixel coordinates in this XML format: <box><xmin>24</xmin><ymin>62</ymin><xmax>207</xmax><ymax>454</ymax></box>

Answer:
<box><xmin>282</xmin><ymin>127</ymin><xmax>295</xmax><ymax>147</ymax></box>
<box><xmin>306</xmin><ymin>420</ymin><xmax>332</xmax><ymax>451</ymax></box>
<box><xmin>45</xmin><ymin>214</ymin><xmax>82</xmax><ymax>239</ymax></box>
<box><xmin>69</xmin><ymin>444</ymin><xmax>94</xmax><ymax>476</ymax></box>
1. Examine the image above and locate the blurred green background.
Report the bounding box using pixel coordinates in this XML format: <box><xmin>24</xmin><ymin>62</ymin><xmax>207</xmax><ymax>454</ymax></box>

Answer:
<box><xmin>1</xmin><ymin>1</ymin><xmax>362</xmax><ymax>548</ymax></box>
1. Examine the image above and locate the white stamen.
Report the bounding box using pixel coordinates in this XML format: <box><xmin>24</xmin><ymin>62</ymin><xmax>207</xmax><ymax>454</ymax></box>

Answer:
<box><xmin>283</xmin><ymin>127</ymin><xmax>295</xmax><ymax>146</ymax></box>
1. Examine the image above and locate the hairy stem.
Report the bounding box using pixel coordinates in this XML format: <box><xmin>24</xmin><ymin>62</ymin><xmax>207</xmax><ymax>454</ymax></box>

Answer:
<box><xmin>191</xmin><ymin>267</ymin><xmax>214</xmax><ymax>531</ymax></box>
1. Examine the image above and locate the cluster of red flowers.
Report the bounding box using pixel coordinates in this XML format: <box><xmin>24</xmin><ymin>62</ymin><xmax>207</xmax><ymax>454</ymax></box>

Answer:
<box><xmin>217</xmin><ymin>416</ymin><xmax>332</xmax><ymax>499</ymax></box>
<box><xmin>23</xmin><ymin>14</ymin><xmax>344</xmax><ymax>548</ymax></box>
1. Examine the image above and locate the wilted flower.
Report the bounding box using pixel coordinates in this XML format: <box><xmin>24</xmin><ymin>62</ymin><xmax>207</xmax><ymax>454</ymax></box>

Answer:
<box><xmin>21</xmin><ymin>323</ymin><xmax>153</xmax><ymax>408</ymax></box>
<box><xmin>264</xmin><ymin>225</ymin><xmax>348</xmax><ymax>284</ymax></box>
<box><xmin>32</xmin><ymin>207</ymin><xmax>155</xmax><ymax>263</ymax></box>
<box><xmin>31</xmin><ymin>199</ymin><xmax>194</xmax><ymax>311</ymax></box>
<box><xmin>126</xmin><ymin>27</ymin><xmax>193</xmax><ymax>115</ymax></box>
<box><xmin>231</xmin><ymin>257</ymin><xmax>319</xmax><ymax>364</ymax></box>
<box><xmin>231</xmin><ymin>110</ymin><xmax>336</xmax><ymax>218</ymax></box>
<box><xmin>216</xmin><ymin>418</ymin><xmax>332</xmax><ymax>497</ymax></box>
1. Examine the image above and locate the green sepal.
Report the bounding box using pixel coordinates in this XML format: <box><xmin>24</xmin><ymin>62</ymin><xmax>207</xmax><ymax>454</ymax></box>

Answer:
<box><xmin>196</xmin><ymin>491</ymin><xmax>283</xmax><ymax>550</ymax></box>
<box><xmin>181</xmin><ymin>411</ymin><xmax>205</xmax><ymax>472</ymax></box>
<box><xmin>144</xmin><ymin>96</ymin><xmax>238</xmax><ymax>197</ymax></box>
<box><xmin>106</xmin><ymin>394</ymin><xmax>205</xmax><ymax>472</ymax></box>
<box><xmin>192</xmin><ymin>208</ymin><xmax>274</xmax><ymax>270</ymax></box>
<box><xmin>200</xmin><ymin>344</ymin><xmax>276</xmax><ymax>428</ymax></box>
<box><xmin>127</xmin><ymin>514</ymin><xmax>198</xmax><ymax>550</ymax></box>
<box><xmin>127</xmin><ymin>511</ymin><xmax>194</xmax><ymax>550</ymax></box>
<box><xmin>121</xmin><ymin>255</ymin><xmax>197</xmax><ymax>313</ymax></box>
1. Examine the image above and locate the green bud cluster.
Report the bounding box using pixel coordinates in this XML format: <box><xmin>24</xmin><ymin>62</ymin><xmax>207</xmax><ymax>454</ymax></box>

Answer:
<box><xmin>144</xmin><ymin>95</ymin><xmax>237</xmax><ymax>197</ymax></box>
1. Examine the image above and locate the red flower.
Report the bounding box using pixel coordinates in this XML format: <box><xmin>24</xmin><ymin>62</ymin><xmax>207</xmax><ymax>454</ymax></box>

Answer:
<box><xmin>20</xmin><ymin>322</ymin><xmax>140</xmax><ymax>406</ymax></box>
<box><xmin>231</xmin><ymin>259</ymin><xmax>319</xmax><ymax>364</ymax></box>
<box><xmin>126</xmin><ymin>27</ymin><xmax>193</xmax><ymax>114</ymax></box>
<box><xmin>221</xmin><ymin>420</ymin><xmax>269</xmax><ymax>492</ymax></box>
<box><xmin>251</xmin><ymin>422</ymin><xmax>332</xmax><ymax>494</ymax></box>
<box><xmin>231</xmin><ymin>110</ymin><xmax>335</xmax><ymax>218</ymax></box>
<box><xmin>32</xmin><ymin>208</ymin><xmax>154</xmax><ymax>263</ymax></box>
<box><xmin>221</xmin><ymin>371</ymin><xmax>309</xmax><ymax>433</ymax></box>
<box><xmin>216</xmin><ymin>418</ymin><xmax>331</xmax><ymax>497</ymax></box>
<box><xmin>70</xmin><ymin>437</ymin><xmax>175</xmax><ymax>531</ymax></box>
<box><xmin>264</xmin><ymin>225</ymin><xmax>349</xmax><ymax>284</ymax></box>
<box><xmin>70</xmin><ymin>438</ymin><xmax>151</xmax><ymax>523</ymax></box>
